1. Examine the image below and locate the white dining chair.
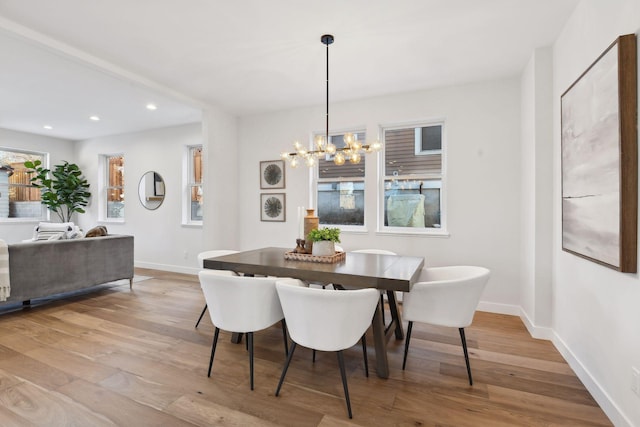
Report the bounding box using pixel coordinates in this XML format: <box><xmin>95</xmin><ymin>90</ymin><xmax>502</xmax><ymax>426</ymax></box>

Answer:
<box><xmin>401</xmin><ymin>266</ymin><xmax>490</xmax><ymax>385</ymax></box>
<box><xmin>199</xmin><ymin>271</ymin><xmax>301</xmax><ymax>390</ymax></box>
<box><xmin>195</xmin><ymin>250</ymin><xmax>239</xmax><ymax>328</ymax></box>
<box><xmin>351</xmin><ymin>249</ymin><xmax>397</xmax><ymax>325</ymax></box>
<box><xmin>274</xmin><ymin>282</ymin><xmax>379</xmax><ymax>419</ymax></box>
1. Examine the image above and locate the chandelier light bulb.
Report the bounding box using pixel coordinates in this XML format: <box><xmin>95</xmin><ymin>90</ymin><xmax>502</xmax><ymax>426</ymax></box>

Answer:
<box><xmin>305</xmin><ymin>156</ymin><xmax>316</xmax><ymax>167</ymax></box>
<box><xmin>290</xmin><ymin>157</ymin><xmax>299</xmax><ymax>168</ymax></box>
<box><xmin>350</xmin><ymin>152</ymin><xmax>361</xmax><ymax>164</ymax></box>
<box><xmin>281</xmin><ymin>151</ymin><xmax>290</xmax><ymax>160</ymax></box>
<box><xmin>334</xmin><ymin>152</ymin><xmax>345</xmax><ymax>165</ymax></box>
<box><xmin>351</xmin><ymin>140</ymin><xmax>363</xmax><ymax>152</ymax></box>
<box><xmin>326</xmin><ymin>143</ymin><xmax>337</xmax><ymax>155</ymax></box>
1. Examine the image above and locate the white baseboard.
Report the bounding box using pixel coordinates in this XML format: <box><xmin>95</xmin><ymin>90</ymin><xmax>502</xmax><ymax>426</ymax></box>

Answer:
<box><xmin>134</xmin><ymin>261</ymin><xmax>199</xmax><ymax>276</ymax></box>
<box><xmin>551</xmin><ymin>333</ymin><xmax>632</xmax><ymax>427</ymax></box>
<box><xmin>518</xmin><ymin>308</ymin><xmax>554</xmax><ymax>340</ymax></box>
<box><xmin>476</xmin><ymin>300</ymin><xmax>521</xmax><ymax>316</ymax></box>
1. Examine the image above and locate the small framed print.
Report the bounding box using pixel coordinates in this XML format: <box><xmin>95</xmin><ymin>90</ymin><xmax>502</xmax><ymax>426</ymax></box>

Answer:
<box><xmin>261</xmin><ymin>193</ymin><xmax>286</xmax><ymax>222</ymax></box>
<box><xmin>260</xmin><ymin>160</ymin><xmax>285</xmax><ymax>189</ymax></box>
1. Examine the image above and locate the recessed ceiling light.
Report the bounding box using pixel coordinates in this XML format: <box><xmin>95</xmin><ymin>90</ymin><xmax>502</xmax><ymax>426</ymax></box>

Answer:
<box><xmin>146</xmin><ymin>103</ymin><xmax>157</xmax><ymax>110</ymax></box>
<box><xmin>43</xmin><ymin>125</ymin><xmax>53</xmax><ymax>130</ymax></box>
<box><xmin>89</xmin><ymin>115</ymin><xmax>100</xmax><ymax>121</ymax></box>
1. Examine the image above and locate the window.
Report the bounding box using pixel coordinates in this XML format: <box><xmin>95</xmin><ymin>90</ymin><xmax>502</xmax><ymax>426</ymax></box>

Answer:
<box><xmin>102</xmin><ymin>154</ymin><xmax>124</xmax><ymax>220</ymax></box>
<box><xmin>316</xmin><ymin>131</ymin><xmax>366</xmax><ymax>226</ymax></box>
<box><xmin>185</xmin><ymin>145</ymin><xmax>203</xmax><ymax>223</ymax></box>
<box><xmin>382</xmin><ymin>123</ymin><xmax>444</xmax><ymax>231</ymax></box>
<box><xmin>0</xmin><ymin>148</ymin><xmax>47</xmax><ymax>220</ymax></box>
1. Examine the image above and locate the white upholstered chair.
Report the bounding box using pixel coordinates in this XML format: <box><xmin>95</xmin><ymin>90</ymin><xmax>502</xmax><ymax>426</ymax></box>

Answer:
<box><xmin>195</xmin><ymin>250</ymin><xmax>239</xmax><ymax>328</ymax></box>
<box><xmin>274</xmin><ymin>283</ymin><xmax>379</xmax><ymax>419</ymax></box>
<box><xmin>199</xmin><ymin>271</ymin><xmax>299</xmax><ymax>390</ymax></box>
<box><xmin>401</xmin><ymin>266</ymin><xmax>490</xmax><ymax>385</ymax></box>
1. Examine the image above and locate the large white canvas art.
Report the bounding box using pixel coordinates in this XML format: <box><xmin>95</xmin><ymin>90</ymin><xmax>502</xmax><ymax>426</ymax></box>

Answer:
<box><xmin>561</xmin><ymin>34</ymin><xmax>637</xmax><ymax>272</ymax></box>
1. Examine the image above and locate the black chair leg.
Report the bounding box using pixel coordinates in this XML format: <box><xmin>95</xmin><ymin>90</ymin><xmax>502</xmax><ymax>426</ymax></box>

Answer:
<box><xmin>402</xmin><ymin>321</ymin><xmax>413</xmax><ymax>370</ymax></box>
<box><xmin>248</xmin><ymin>332</ymin><xmax>254</xmax><ymax>390</ymax></box>
<box><xmin>337</xmin><ymin>350</ymin><xmax>353</xmax><ymax>419</ymax></box>
<box><xmin>312</xmin><ymin>349</ymin><xmax>316</xmax><ymax>363</ymax></box>
<box><xmin>380</xmin><ymin>294</ymin><xmax>386</xmax><ymax>325</ymax></box>
<box><xmin>276</xmin><ymin>342</ymin><xmax>297</xmax><ymax>396</ymax></box>
<box><xmin>195</xmin><ymin>304</ymin><xmax>208</xmax><ymax>328</ymax></box>
<box><xmin>281</xmin><ymin>319</ymin><xmax>289</xmax><ymax>356</ymax></box>
<box><xmin>361</xmin><ymin>334</ymin><xmax>369</xmax><ymax>377</ymax></box>
<box><xmin>459</xmin><ymin>327</ymin><xmax>473</xmax><ymax>386</ymax></box>
<box><xmin>208</xmin><ymin>327</ymin><xmax>220</xmax><ymax>377</ymax></box>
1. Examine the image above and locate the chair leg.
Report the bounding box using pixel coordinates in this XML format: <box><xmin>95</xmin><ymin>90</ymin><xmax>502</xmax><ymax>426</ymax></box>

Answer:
<box><xmin>276</xmin><ymin>342</ymin><xmax>297</xmax><ymax>396</ymax></box>
<box><xmin>208</xmin><ymin>327</ymin><xmax>220</xmax><ymax>377</ymax></box>
<box><xmin>459</xmin><ymin>327</ymin><xmax>473</xmax><ymax>386</ymax></box>
<box><xmin>361</xmin><ymin>334</ymin><xmax>369</xmax><ymax>377</ymax></box>
<box><xmin>380</xmin><ymin>294</ymin><xmax>386</xmax><ymax>325</ymax></box>
<box><xmin>312</xmin><ymin>349</ymin><xmax>316</xmax><ymax>363</ymax></box>
<box><xmin>248</xmin><ymin>332</ymin><xmax>254</xmax><ymax>390</ymax></box>
<box><xmin>195</xmin><ymin>304</ymin><xmax>208</xmax><ymax>328</ymax></box>
<box><xmin>281</xmin><ymin>319</ymin><xmax>289</xmax><ymax>356</ymax></box>
<box><xmin>337</xmin><ymin>350</ymin><xmax>353</xmax><ymax>419</ymax></box>
<box><xmin>402</xmin><ymin>321</ymin><xmax>413</xmax><ymax>370</ymax></box>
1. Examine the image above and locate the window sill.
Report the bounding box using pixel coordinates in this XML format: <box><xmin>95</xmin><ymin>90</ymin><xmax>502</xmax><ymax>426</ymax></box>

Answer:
<box><xmin>0</xmin><ymin>218</ymin><xmax>46</xmax><ymax>224</ymax></box>
<box><xmin>375</xmin><ymin>229</ymin><xmax>450</xmax><ymax>238</ymax></box>
<box><xmin>182</xmin><ymin>222</ymin><xmax>203</xmax><ymax>228</ymax></box>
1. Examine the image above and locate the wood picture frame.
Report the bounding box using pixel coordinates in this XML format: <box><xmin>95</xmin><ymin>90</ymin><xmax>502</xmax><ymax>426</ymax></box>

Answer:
<box><xmin>260</xmin><ymin>160</ymin><xmax>285</xmax><ymax>189</ymax></box>
<box><xmin>261</xmin><ymin>193</ymin><xmax>286</xmax><ymax>222</ymax></box>
<box><xmin>561</xmin><ymin>34</ymin><xmax>637</xmax><ymax>272</ymax></box>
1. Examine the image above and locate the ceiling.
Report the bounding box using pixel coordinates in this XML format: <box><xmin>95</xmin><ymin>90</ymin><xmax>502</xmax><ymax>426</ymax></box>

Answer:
<box><xmin>0</xmin><ymin>0</ymin><xmax>580</xmax><ymax>141</ymax></box>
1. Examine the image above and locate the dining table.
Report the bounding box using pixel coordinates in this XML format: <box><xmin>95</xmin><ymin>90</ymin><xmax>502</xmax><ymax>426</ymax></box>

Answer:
<box><xmin>203</xmin><ymin>246</ymin><xmax>425</xmax><ymax>379</ymax></box>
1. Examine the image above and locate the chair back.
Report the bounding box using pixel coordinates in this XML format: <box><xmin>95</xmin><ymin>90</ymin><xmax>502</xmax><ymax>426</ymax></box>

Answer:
<box><xmin>403</xmin><ymin>266</ymin><xmax>490</xmax><ymax>328</ymax></box>
<box><xmin>276</xmin><ymin>283</ymin><xmax>379</xmax><ymax>352</ymax></box>
<box><xmin>197</xmin><ymin>250</ymin><xmax>239</xmax><ymax>268</ymax></box>
<box><xmin>199</xmin><ymin>270</ymin><xmax>285</xmax><ymax>333</ymax></box>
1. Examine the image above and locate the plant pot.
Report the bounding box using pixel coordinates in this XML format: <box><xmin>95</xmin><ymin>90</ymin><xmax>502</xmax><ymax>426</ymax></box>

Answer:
<box><xmin>311</xmin><ymin>241</ymin><xmax>335</xmax><ymax>256</ymax></box>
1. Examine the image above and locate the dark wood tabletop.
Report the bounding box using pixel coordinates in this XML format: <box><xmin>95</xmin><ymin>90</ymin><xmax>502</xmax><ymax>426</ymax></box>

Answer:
<box><xmin>203</xmin><ymin>247</ymin><xmax>424</xmax><ymax>291</ymax></box>
<box><xmin>203</xmin><ymin>247</ymin><xmax>425</xmax><ymax>379</ymax></box>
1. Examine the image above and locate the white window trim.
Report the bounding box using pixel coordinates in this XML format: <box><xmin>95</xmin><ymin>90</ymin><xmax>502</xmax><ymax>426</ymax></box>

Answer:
<box><xmin>312</xmin><ymin>128</ymin><xmax>368</xmax><ymax>231</ymax></box>
<box><xmin>182</xmin><ymin>144</ymin><xmax>203</xmax><ymax>226</ymax></box>
<box><xmin>99</xmin><ymin>153</ymin><xmax>125</xmax><ymax>223</ymax></box>
<box><xmin>378</xmin><ymin>120</ymin><xmax>448</xmax><ymax>235</ymax></box>
<box><xmin>414</xmin><ymin>124</ymin><xmax>443</xmax><ymax>156</ymax></box>
<box><xmin>0</xmin><ymin>146</ymin><xmax>49</xmax><ymax>222</ymax></box>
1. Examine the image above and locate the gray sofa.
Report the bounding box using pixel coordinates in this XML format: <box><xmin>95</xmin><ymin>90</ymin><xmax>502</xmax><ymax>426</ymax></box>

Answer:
<box><xmin>3</xmin><ymin>234</ymin><xmax>134</xmax><ymax>306</ymax></box>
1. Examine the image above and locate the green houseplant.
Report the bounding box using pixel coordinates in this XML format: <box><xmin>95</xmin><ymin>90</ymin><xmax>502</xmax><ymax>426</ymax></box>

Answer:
<box><xmin>24</xmin><ymin>159</ymin><xmax>91</xmax><ymax>223</ymax></box>
<box><xmin>307</xmin><ymin>227</ymin><xmax>341</xmax><ymax>243</ymax></box>
<box><xmin>307</xmin><ymin>227</ymin><xmax>341</xmax><ymax>256</ymax></box>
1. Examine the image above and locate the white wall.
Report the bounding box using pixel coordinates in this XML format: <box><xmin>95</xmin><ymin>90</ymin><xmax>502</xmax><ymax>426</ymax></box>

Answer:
<box><xmin>552</xmin><ymin>1</ymin><xmax>640</xmax><ymax>425</ymax></box>
<box><xmin>238</xmin><ymin>78</ymin><xmax>522</xmax><ymax>310</ymax></box>
<box><xmin>75</xmin><ymin>123</ymin><xmax>206</xmax><ymax>273</ymax></box>
<box><xmin>0</xmin><ymin>127</ymin><xmax>75</xmax><ymax>243</ymax></box>
<box><xmin>520</xmin><ymin>47</ymin><xmax>554</xmax><ymax>338</ymax></box>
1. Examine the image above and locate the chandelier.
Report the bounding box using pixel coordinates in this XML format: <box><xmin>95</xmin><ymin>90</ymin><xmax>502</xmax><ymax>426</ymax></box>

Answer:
<box><xmin>281</xmin><ymin>34</ymin><xmax>381</xmax><ymax>168</ymax></box>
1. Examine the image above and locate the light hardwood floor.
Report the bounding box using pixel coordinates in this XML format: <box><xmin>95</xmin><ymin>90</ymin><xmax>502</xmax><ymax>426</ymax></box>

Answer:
<box><xmin>0</xmin><ymin>269</ymin><xmax>612</xmax><ymax>426</ymax></box>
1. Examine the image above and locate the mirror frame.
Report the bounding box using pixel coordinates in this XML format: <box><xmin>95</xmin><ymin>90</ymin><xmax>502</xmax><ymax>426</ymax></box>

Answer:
<box><xmin>138</xmin><ymin>171</ymin><xmax>165</xmax><ymax>210</ymax></box>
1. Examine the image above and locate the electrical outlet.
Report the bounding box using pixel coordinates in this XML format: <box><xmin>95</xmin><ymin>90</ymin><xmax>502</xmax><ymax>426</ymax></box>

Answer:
<box><xmin>632</xmin><ymin>367</ymin><xmax>640</xmax><ymax>396</ymax></box>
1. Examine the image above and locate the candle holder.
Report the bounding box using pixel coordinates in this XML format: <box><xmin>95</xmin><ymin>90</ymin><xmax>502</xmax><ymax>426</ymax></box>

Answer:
<box><xmin>294</xmin><ymin>238</ymin><xmax>308</xmax><ymax>254</ymax></box>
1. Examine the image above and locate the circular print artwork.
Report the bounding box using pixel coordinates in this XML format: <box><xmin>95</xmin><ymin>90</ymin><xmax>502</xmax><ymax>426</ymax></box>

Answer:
<box><xmin>264</xmin><ymin>196</ymin><xmax>283</xmax><ymax>218</ymax></box>
<box><xmin>263</xmin><ymin>163</ymin><xmax>283</xmax><ymax>186</ymax></box>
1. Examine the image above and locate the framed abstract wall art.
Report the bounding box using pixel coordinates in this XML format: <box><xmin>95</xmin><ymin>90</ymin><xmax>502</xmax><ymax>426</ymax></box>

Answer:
<box><xmin>261</xmin><ymin>193</ymin><xmax>286</xmax><ymax>222</ymax></box>
<box><xmin>561</xmin><ymin>34</ymin><xmax>637</xmax><ymax>272</ymax></box>
<box><xmin>260</xmin><ymin>160</ymin><xmax>285</xmax><ymax>189</ymax></box>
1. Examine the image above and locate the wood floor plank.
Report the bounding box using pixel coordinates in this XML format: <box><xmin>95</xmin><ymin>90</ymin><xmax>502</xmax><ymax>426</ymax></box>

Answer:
<box><xmin>0</xmin><ymin>268</ymin><xmax>613</xmax><ymax>426</ymax></box>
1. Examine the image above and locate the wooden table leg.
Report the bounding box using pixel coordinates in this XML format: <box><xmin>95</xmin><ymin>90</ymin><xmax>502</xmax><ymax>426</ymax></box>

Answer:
<box><xmin>371</xmin><ymin>302</ymin><xmax>390</xmax><ymax>379</ymax></box>
<box><xmin>387</xmin><ymin>290</ymin><xmax>404</xmax><ymax>340</ymax></box>
<box><xmin>231</xmin><ymin>332</ymin><xmax>243</xmax><ymax>344</ymax></box>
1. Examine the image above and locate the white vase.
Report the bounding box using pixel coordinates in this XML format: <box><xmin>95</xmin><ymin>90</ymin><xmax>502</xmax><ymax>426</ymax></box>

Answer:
<box><xmin>312</xmin><ymin>241</ymin><xmax>335</xmax><ymax>256</ymax></box>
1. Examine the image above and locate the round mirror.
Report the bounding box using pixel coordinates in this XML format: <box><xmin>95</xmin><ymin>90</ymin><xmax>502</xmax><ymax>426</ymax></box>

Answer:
<box><xmin>138</xmin><ymin>171</ymin><xmax>165</xmax><ymax>210</ymax></box>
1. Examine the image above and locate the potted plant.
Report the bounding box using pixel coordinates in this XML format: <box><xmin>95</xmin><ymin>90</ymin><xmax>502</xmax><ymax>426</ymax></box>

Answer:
<box><xmin>307</xmin><ymin>227</ymin><xmax>341</xmax><ymax>256</ymax></box>
<box><xmin>24</xmin><ymin>159</ymin><xmax>91</xmax><ymax>223</ymax></box>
